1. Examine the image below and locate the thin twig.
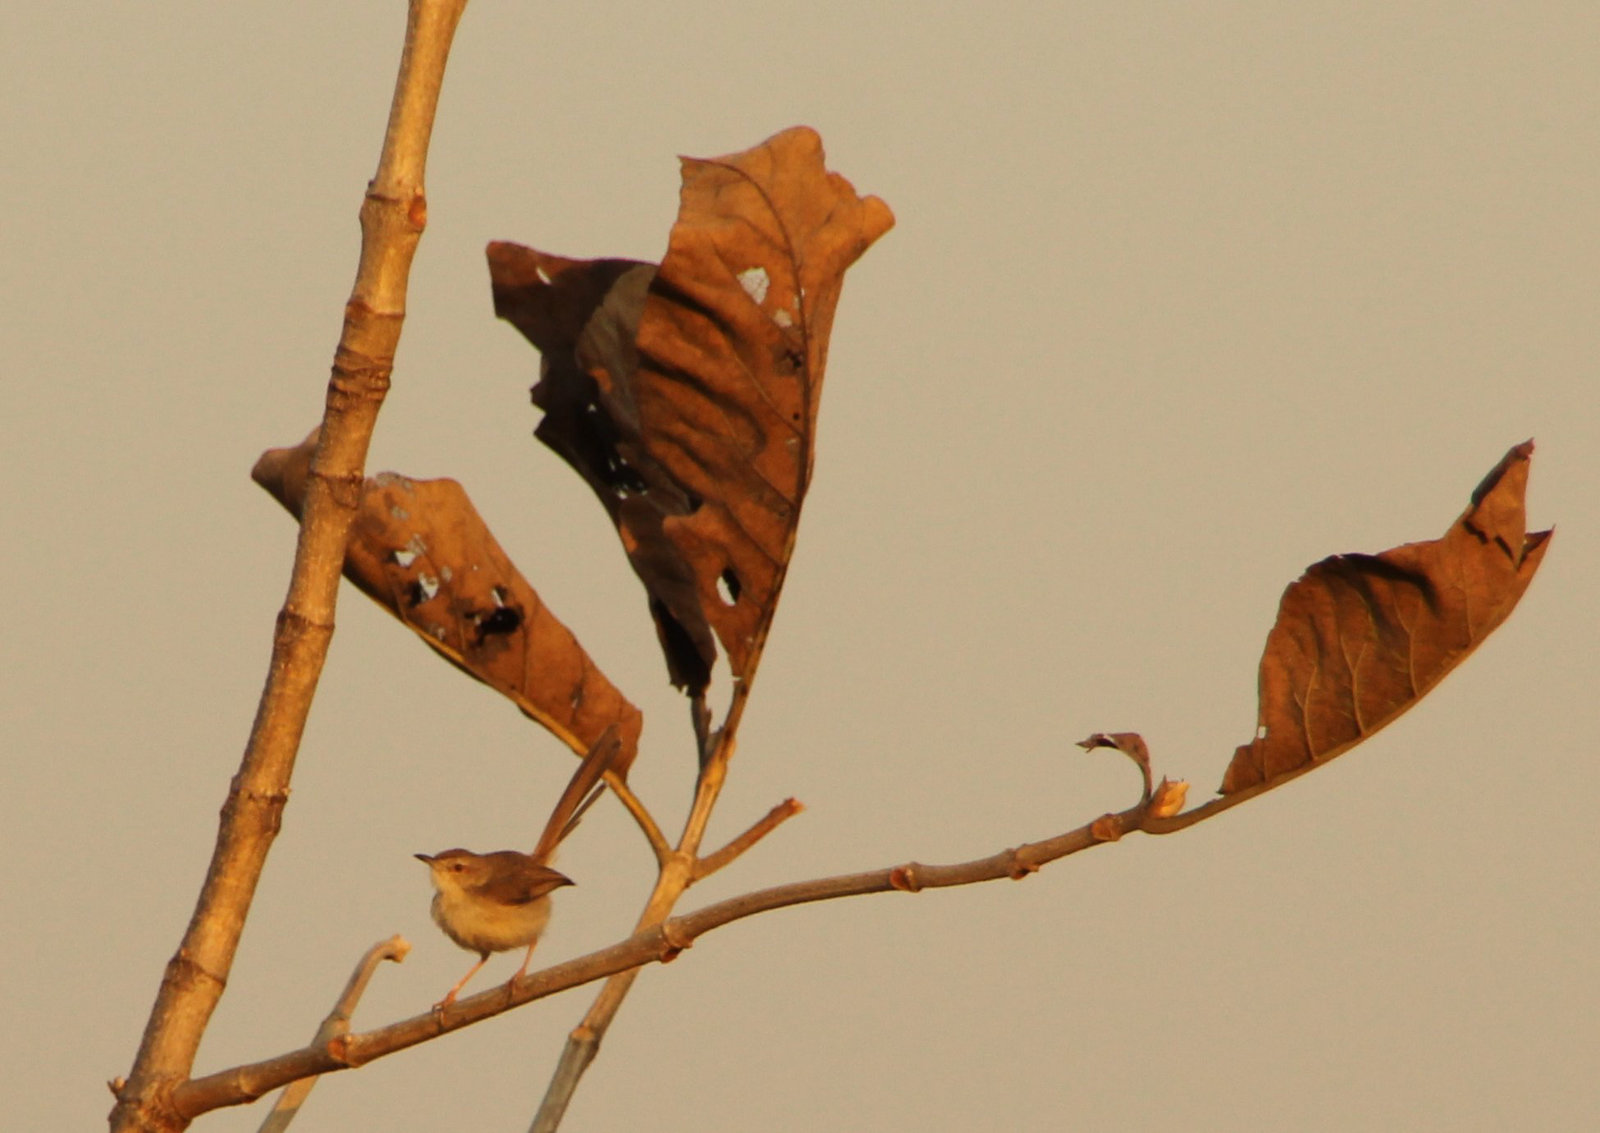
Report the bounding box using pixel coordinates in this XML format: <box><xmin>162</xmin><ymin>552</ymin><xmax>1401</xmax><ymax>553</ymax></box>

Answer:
<box><xmin>603</xmin><ymin>769</ymin><xmax>671</xmax><ymax>864</ymax></box>
<box><xmin>256</xmin><ymin>936</ymin><xmax>410</xmax><ymax>1133</ymax></box>
<box><xmin>108</xmin><ymin>5</ymin><xmax>467</xmax><ymax>1131</ymax></box>
<box><xmin>693</xmin><ymin>797</ymin><xmax>804</xmax><ymax>882</ymax></box>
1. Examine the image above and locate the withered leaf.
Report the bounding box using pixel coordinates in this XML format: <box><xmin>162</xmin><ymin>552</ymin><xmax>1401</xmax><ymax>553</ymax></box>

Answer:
<box><xmin>1221</xmin><ymin>441</ymin><xmax>1550</xmax><ymax>795</ymax></box>
<box><xmin>1077</xmin><ymin>731</ymin><xmax>1154</xmax><ymax>799</ymax></box>
<box><xmin>489</xmin><ymin>126</ymin><xmax>894</xmax><ymax>694</ymax></box>
<box><xmin>253</xmin><ymin>433</ymin><xmax>642</xmax><ymax>772</ymax></box>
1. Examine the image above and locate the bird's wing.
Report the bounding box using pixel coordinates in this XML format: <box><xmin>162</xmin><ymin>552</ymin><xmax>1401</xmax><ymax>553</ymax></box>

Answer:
<box><xmin>475</xmin><ymin>852</ymin><xmax>572</xmax><ymax>904</ymax></box>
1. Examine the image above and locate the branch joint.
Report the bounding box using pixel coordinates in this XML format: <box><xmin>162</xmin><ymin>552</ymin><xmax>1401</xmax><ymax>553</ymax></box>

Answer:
<box><xmin>1005</xmin><ymin>849</ymin><xmax>1041</xmax><ymax>879</ymax></box>
<box><xmin>657</xmin><ymin>919</ymin><xmax>694</xmax><ymax>962</ymax></box>
<box><xmin>889</xmin><ymin>864</ymin><xmax>924</xmax><ymax>893</ymax></box>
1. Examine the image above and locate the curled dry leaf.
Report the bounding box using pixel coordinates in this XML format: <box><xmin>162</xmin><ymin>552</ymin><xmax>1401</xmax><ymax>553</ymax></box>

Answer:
<box><xmin>489</xmin><ymin>126</ymin><xmax>894</xmax><ymax>694</ymax></box>
<box><xmin>1221</xmin><ymin>441</ymin><xmax>1550</xmax><ymax>795</ymax></box>
<box><xmin>1076</xmin><ymin>732</ymin><xmax>1152</xmax><ymax>770</ymax></box>
<box><xmin>1077</xmin><ymin>731</ymin><xmax>1154</xmax><ymax>798</ymax></box>
<box><xmin>252</xmin><ymin>433</ymin><xmax>642</xmax><ymax>772</ymax></box>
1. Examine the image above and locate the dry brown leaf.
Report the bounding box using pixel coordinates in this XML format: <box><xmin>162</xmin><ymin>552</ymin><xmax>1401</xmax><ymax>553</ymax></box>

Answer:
<box><xmin>1076</xmin><ymin>732</ymin><xmax>1152</xmax><ymax>770</ymax></box>
<box><xmin>1076</xmin><ymin>731</ymin><xmax>1154</xmax><ymax>798</ymax></box>
<box><xmin>489</xmin><ymin>126</ymin><xmax>894</xmax><ymax>693</ymax></box>
<box><xmin>1221</xmin><ymin>441</ymin><xmax>1550</xmax><ymax>795</ymax></box>
<box><xmin>253</xmin><ymin>433</ymin><xmax>642</xmax><ymax>772</ymax></box>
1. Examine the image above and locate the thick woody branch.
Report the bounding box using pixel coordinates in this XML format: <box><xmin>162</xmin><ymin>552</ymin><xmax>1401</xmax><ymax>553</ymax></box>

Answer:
<box><xmin>108</xmin><ymin>5</ymin><xmax>466</xmax><ymax>1132</ymax></box>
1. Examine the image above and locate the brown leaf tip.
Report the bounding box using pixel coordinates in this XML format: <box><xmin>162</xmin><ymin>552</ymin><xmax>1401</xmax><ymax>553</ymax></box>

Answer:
<box><xmin>1470</xmin><ymin>438</ymin><xmax>1533</xmax><ymax>507</ymax></box>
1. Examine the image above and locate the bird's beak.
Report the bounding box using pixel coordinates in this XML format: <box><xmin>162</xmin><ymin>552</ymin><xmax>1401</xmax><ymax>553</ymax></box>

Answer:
<box><xmin>414</xmin><ymin>853</ymin><xmax>434</xmax><ymax>864</ymax></box>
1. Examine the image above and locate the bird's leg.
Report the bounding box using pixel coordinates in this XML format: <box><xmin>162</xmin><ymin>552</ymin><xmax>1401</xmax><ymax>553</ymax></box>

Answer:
<box><xmin>510</xmin><ymin>940</ymin><xmax>538</xmax><ymax>985</ymax></box>
<box><xmin>434</xmin><ymin>953</ymin><xmax>491</xmax><ymax>1010</ymax></box>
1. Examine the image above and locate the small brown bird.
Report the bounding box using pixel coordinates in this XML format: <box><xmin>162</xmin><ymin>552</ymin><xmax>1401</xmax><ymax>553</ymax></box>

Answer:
<box><xmin>417</xmin><ymin>729</ymin><xmax>620</xmax><ymax>1008</ymax></box>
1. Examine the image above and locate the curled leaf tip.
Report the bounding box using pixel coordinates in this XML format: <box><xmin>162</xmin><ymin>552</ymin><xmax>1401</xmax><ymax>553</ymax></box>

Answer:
<box><xmin>1077</xmin><ymin>732</ymin><xmax>1152</xmax><ymax>769</ymax></box>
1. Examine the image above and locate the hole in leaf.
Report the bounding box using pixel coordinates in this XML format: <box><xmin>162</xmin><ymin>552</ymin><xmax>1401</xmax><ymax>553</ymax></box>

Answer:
<box><xmin>718</xmin><ymin>568</ymin><xmax>742</xmax><ymax>606</ymax></box>
<box><xmin>475</xmin><ymin>605</ymin><xmax>523</xmax><ymax>641</ymax></box>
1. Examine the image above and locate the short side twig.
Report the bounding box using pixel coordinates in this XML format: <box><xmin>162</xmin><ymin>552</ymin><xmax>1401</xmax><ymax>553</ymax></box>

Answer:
<box><xmin>693</xmin><ymin>798</ymin><xmax>804</xmax><ymax>882</ymax></box>
<box><xmin>256</xmin><ymin>936</ymin><xmax>410</xmax><ymax>1132</ymax></box>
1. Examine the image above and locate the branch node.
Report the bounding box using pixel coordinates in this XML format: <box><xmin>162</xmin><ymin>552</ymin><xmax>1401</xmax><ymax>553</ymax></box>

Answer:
<box><xmin>1089</xmin><ymin>815</ymin><xmax>1123</xmax><ymax>843</ymax></box>
<box><xmin>1005</xmin><ymin>849</ymin><xmax>1041</xmax><ymax>879</ymax></box>
<box><xmin>325</xmin><ymin>1034</ymin><xmax>355</xmax><ymax>1067</ymax></box>
<box><xmin>171</xmin><ymin>947</ymin><xmax>230</xmax><ymax>991</ymax></box>
<box><xmin>889</xmin><ymin>864</ymin><xmax>924</xmax><ymax>893</ymax></box>
<box><xmin>658</xmin><ymin>919</ymin><xmax>694</xmax><ymax>962</ymax></box>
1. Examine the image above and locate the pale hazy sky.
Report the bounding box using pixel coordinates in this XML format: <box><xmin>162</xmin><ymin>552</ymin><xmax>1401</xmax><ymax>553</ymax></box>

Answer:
<box><xmin>4</xmin><ymin>3</ymin><xmax>1596</xmax><ymax>1131</ymax></box>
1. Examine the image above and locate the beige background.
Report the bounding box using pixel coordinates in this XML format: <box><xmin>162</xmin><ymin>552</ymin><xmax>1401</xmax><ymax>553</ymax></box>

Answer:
<box><xmin>3</xmin><ymin>3</ymin><xmax>1595</xmax><ymax>1130</ymax></box>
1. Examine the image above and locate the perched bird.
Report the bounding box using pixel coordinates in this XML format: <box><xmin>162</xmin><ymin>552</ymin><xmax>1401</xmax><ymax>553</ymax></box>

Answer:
<box><xmin>417</xmin><ymin>729</ymin><xmax>620</xmax><ymax>1008</ymax></box>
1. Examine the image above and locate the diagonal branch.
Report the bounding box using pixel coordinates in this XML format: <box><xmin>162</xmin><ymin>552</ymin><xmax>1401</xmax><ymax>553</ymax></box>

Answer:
<box><xmin>176</xmin><ymin>781</ymin><xmax>1260</xmax><ymax>1120</ymax></box>
<box><xmin>108</xmin><ymin>4</ymin><xmax>467</xmax><ymax>1131</ymax></box>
